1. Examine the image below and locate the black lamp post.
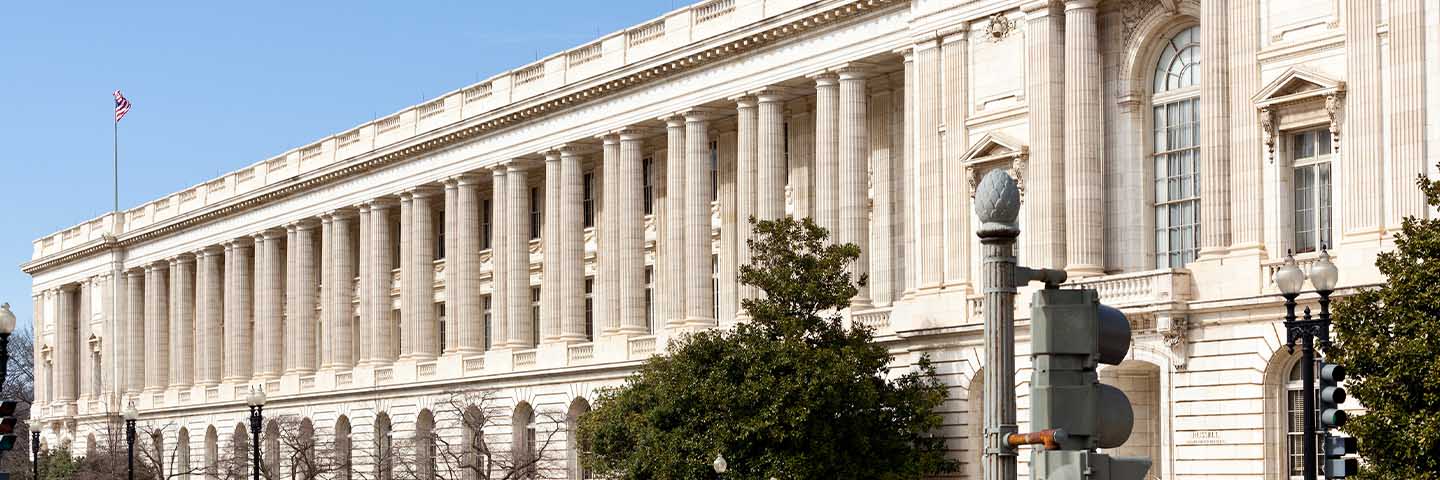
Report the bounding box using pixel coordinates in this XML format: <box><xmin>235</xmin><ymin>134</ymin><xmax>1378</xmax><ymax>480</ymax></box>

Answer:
<box><xmin>30</xmin><ymin>431</ymin><xmax>38</xmax><ymax>480</ymax></box>
<box><xmin>1273</xmin><ymin>247</ymin><xmax>1339</xmax><ymax>480</ymax></box>
<box><xmin>123</xmin><ymin>401</ymin><xmax>138</xmax><ymax>480</ymax></box>
<box><xmin>246</xmin><ymin>386</ymin><xmax>266</xmax><ymax>480</ymax></box>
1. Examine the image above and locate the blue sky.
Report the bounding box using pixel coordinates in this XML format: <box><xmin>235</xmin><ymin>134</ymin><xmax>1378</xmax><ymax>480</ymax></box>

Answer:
<box><xmin>0</xmin><ymin>0</ymin><xmax>680</xmax><ymax>330</ymax></box>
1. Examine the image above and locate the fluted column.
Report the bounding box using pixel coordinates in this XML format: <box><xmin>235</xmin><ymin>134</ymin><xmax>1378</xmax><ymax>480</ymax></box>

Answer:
<box><xmin>256</xmin><ymin>230</ymin><xmax>285</xmax><ymax>379</ymax></box>
<box><xmin>366</xmin><ymin>199</ymin><xmax>399</xmax><ymax>364</ymax></box>
<box><xmin>890</xmin><ymin>71</ymin><xmax>907</xmax><ymax>301</ymax></box>
<box><xmin>223</xmin><ymin>240</ymin><xmax>254</xmax><ymax>383</ymax></box>
<box><xmin>1228</xmin><ymin>0</ymin><xmax>1263</xmax><ymax>249</ymax></box>
<box><xmin>734</xmin><ymin>95</ymin><xmax>758</xmax><ymax>314</ymax></box>
<box><xmin>684</xmin><ymin>110</ymin><xmax>716</xmax><ymax>327</ymax></box>
<box><xmin>506</xmin><ymin>162</ymin><xmax>534</xmax><ymax>347</ymax></box>
<box><xmin>55</xmin><ymin>285</ymin><xmax>77</xmax><ymax>403</ymax></box>
<box><xmin>899</xmin><ymin>51</ymin><xmax>915</xmax><ymax>296</ymax></box>
<box><xmin>454</xmin><ymin>175</ymin><xmax>484</xmax><ymax>353</ymax></box>
<box><xmin>491</xmin><ymin>168</ymin><xmax>511</xmax><ymax>347</ymax></box>
<box><xmin>408</xmin><ymin>188</ymin><xmax>440</xmax><ymax>359</ymax></box>
<box><xmin>1063</xmin><ymin>0</ymin><xmax>1103</xmax><ymax>276</ymax></box>
<box><xmin>559</xmin><ymin>145</ymin><xmax>588</xmax><ymax>341</ymax></box>
<box><xmin>789</xmin><ymin>98</ymin><xmax>815</xmax><ymax>219</ymax></box>
<box><xmin>357</xmin><ymin>204</ymin><xmax>373</xmax><ymax>362</ymax></box>
<box><xmin>285</xmin><ymin>224</ymin><xmax>300</xmax><ymax>373</ymax></box>
<box><xmin>757</xmin><ymin>91</ymin><xmax>788</xmax><ymax>222</ymax></box>
<box><xmin>1198</xmin><ymin>0</ymin><xmax>1231</xmax><ymax>256</ymax></box>
<box><xmin>125</xmin><ymin>269</ymin><xmax>145</xmax><ymax>393</ymax></box>
<box><xmin>1337</xmin><ymin>0</ymin><xmax>1383</xmax><ymax>235</ymax></box>
<box><xmin>1389</xmin><ymin>0</ymin><xmax>1427</xmax><ymax>225</ymax></box>
<box><xmin>617</xmin><ymin>130</ymin><xmax>649</xmax><ymax>334</ymax></box>
<box><xmin>197</xmin><ymin>246</ymin><xmax>223</xmax><ymax>385</ymax></box>
<box><xmin>330</xmin><ymin>210</ymin><xmax>357</xmax><ymax>368</ymax></box>
<box><xmin>1023</xmin><ymin>0</ymin><xmax>1067</xmax><ymax>269</ymax></box>
<box><xmin>319</xmin><ymin>215</ymin><xmax>333</xmax><ymax>369</ymax></box>
<box><xmin>915</xmin><ymin>40</ymin><xmax>944</xmax><ymax>289</ymax></box>
<box><xmin>144</xmin><ymin>261</ymin><xmax>170</xmax><ymax>391</ymax></box>
<box><xmin>941</xmin><ymin>29</ymin><xmax>970</xmax><ymax>285</ymax></box>
<box><xmin>662</xmin><ymin>115</ymin><xmax>687</xmax><ymax>327</ymax></box>
<box><xmin>837</xmin><ymin>66</ymin><xmax>871</xmax><ymax>307</ymax></box>
<box><xmin>169</xmin><ymin>256</ymin><xmax>195</xmax><ymax>389</ymax></box>
<box><xmin>289</xmin><ymin>221</ymin><xmax>317</xmax><ymax>373</ymax></box>
<box><xmin>443</xmin><ymin>180</ymin><xmax>459</xmax><ymax>354</ymax></box>
<box><xmin>541</xmin><ymin>150</ymin><xmax>563</xmax><ymax>343</ymax></box>
<box><xmin>600</xmin><ymin>134</ymin><xmax>624</xmax><ymax>335</ymax></box>
<box><xmin>399</xmin><ymin>193</ymin><xmax>414</xmax><ymax>357</ymax></box>
<box><xmin>869</xmin><ymin>81</ymin><xmax>895</xmax><ymax>306</ymax></box>
<box><xmin>813</xmin><ymin>72</ymin><xmax>841</xmax><ymax>233</ymax></box>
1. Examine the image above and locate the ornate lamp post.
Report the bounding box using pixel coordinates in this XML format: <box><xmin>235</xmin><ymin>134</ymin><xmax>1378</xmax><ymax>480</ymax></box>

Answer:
<box><xmin>1273</xmin><ymin>247</ymin><xmax>1340</xmax><ymax>480</ymax></box>
<box><xmin>123</xmin><ymin>401</ymin><xmax>139</xmax><ymax>480</ymax></box>
<box><xmin>30</xmin><ymin>431</ymin><xmax>38</xmax><ymax>480</ymax></box>
<box><xmin>246</xmin><ymin>386</ymin><xmax>266</xmax><ymax>480</ymax></box>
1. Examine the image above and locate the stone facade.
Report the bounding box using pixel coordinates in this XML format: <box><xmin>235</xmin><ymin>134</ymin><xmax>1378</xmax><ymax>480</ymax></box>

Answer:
<box><xmin>22</xmin><ymin>0</ymin><xmax>1440</xmax><ymax>478</ymax></box>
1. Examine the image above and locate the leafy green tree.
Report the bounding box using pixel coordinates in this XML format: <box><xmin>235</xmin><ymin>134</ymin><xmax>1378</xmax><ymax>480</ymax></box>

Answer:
<box><xmin>579</xmin><ymin>217</ymin><xmax>958</xmax><ymax>479</ymax></box>
<box><xmin>1328</xmin><ymin>165</ymin><xmax>1440</xmax><ymax>480</ymax></box>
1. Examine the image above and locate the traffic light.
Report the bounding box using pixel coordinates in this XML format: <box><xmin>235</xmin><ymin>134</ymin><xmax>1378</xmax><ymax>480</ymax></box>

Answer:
<box><xmin>1324</xmin><ymin>435</ymin><xmax>1358</xmax><ymax>478</ymax></box>
<box><xmin>0</xmin><ymin>400</ymin><xmax>18</xmax><ymax>453</ymax></box>
<box><xmin>1028</xmin><ymin>288</ymin><xmax>1151</xmax><ymax>480</ymax></box>
<box><xmin>1318</xmin><ymin>362</ymin><xmax>1347</xmax><ymax>429</ymax></box>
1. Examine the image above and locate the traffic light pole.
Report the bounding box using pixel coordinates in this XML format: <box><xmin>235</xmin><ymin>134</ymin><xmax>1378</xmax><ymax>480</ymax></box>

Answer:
<box><xmin>1283</xmin><ymin>289</ymin><xmax>1336</xmax><ymax>480</ymax></box>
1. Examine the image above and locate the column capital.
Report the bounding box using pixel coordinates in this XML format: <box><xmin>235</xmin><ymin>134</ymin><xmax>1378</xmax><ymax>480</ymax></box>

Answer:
<box><xmin>198</xmin><ymin>245</ymin><xmax>225</xmax><ymax>257</ymax></box>
<box><xmin>828</xmin><ymin>61</ymin><xmax>880</xmax><ymax>79</ymax></box>
<box><xmin>326</xmin><ymin>207</ymin><xmax>359</xmax><ymax>220</ymax></box>
<box><xmin>678</xmin><ymin>107</ymin><xmax>726</xmax><ymax>122</ymax></box>
<box><xmin>58</xmin><ymin>283</ymin><xmax>80</xmax><ymax>293</ymax></box>
<box><xmin>146</xmin><ymin>260</ymin><xmax>168</xmax><ymax>272</ymax></box>
<box><xmin>751</xmin><ymin>85</ymin><xmax>807</xmax><ymax>102</ymax></box>
<box><xmin>257</xmin><ymin>228</ymin><xmax>286</xmax><ymax>241</ymax></box>
<box><xmin>450</xmin><ymin>172</ymin><xmax>486</xmax><ymax>186</ymax></box>
<box><xmin>366</xmin><ymin>196</ymin><xmax>400</xmax><ymax>210</ymax></box>
<box><xmin>729</xmin><ymin>94</ymin><xmax>757</xmax><ymax>108</ymax></box>
<box><xmin>498</xmin><ymin>157</ymin><xmax>543</xmax><ymax>172</ymax></box>
<box><xmin>938</xmin><ymin>24</ymin><xmax>970</xmax><ymax>44</ymax></box>
<box><xmin>615</xmin><ymin>126</ymin><xmax>658</xmax><ymax>141</ymax></box>
<box><xmin>807</xmin><ymin>70</ymin><xmax>840</xmax><ymax>85</ymax></box>
<box><xmin>1063</xmin><ymin>0</ymin><xmax>1098</xmax><ymax>12</ymax></box>
<box><xmin>892</xmin><ymin>45</ymin><xmax>914</xmax><ymax>59</ymax></box>
<box><xmin>288</xmin><ymin>218</ymin><xmax>319</xmax><ymax>231</ymax></box>
<box><xmin>658</xmin><ymin>113</ymin><xmax>687</xmax><ymax>126</ymax></box>
<box><xmin>169</xmin><ymin>253</ymin><xmax>196</xmax><ymax>265</ymax></box>
<box><xmin>405</xmin><ymin>184</ymin><xmax>444</xmax><ymax>198</ymax></box>
<box><xmin>1022</xmin><ymin>0</ymin><xmax>1059</xmax><ymax>15</ymax></box>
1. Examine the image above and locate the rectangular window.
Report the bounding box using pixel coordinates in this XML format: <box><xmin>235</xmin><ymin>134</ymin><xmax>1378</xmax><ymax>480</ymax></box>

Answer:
<box><xmin>480</xmin><ymin>199</ymin><xmax>493</xmax><ymax>250</ymax></box>
<box><xmin>530</xmin><ymin>286</ymin><xmax>541</xmax><ymax>346</ymax></box>
<box><xmin>712</xmin><ymin>254</ymin><xmax>719</xmax><ymax>319</ymax></box>
<box><xmin>437</xmin><ymin>302</ymin><xmax>447</xmax><ymax>352</ymax></box>
<box><xmin>1292</xmin><ymin>129</ymin><xmax>1333</xmax><ymax>254</ymax></box>
<box><xmin>783</xmin><ymin>121</ymin><xmax>790</xmax><ymax>177</ymax></box>
<box><xmin>584</xmin><ymin>277</ymin><xmax>595</xmax><ymax>341</ymax></box>
<box><xmin>642</xmin><ymin>157</ymin><xmax>654</xmax><ymax>215</ymax></box>
<box><xmin>583</xmin><ymin>171</ymin><xmax>596</xmax><ymax>228</ymax></box>
<box><xmin>1152</xmin><ymin>97</ymin><xmax>1201</xmax><ymax>268</ymax></box>
<box><xmin>645</xmin><ymin>266</ymin><xmax>654</xmax><ymax>333</ymax></box>
<box><xmin>530</xmin><ymin>187</ymin><xmax>542</xmax><ymax>240</ymax></box>
<box><xmin>481</xmin><ymin>295</ymin><xmax>492</xmax><ymax>350</ymax></box>
<box><xmin>435</xmin><ymin>212</ymin><xmax>446</xmax><ymax>260</ymax></box>
<box><xmin>710</xmin><ymin>140</ymin><xmax>719</xmax><ymax>202</ymax></box>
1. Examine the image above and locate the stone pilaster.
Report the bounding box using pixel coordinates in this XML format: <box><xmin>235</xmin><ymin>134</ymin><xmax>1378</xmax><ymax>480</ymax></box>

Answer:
<box><xmin>144</xmin><ymin>261</ymin><xmax>170</xmax><ymax>391</ymax></box>
<box><xmin>198</xmin><ymin>246</ymin><xmax>224</xmax><ymax>385</ymax></box>
<box><xmin>1389</xmin><ymin>0</ymin><xmax>1427</xmax><ymax>226</ymax></box>
<box><xmin>506</xmin><ymin>162</ymin><xmax>534</xmax><ymax>347</ymax></box>
<box><xmin>542</xmin><ymin>150</ymin><xmax>563</xmax><ymax>343</ymax></box>
<box><xmin>367</xmin><ymin>199</ymin><xmax>399</xmax><ymax>364</ymax></box>
<box><xmin>617</xmin><ymin>130</ymin><xmax>650</xmax><ymax>334</ymax></box>
<box><xmin>1063</xmin><ymin>0</ymin><xmax>1103</xmax><ymax>277</ymax></box>
<box><xmin>1199</xmin><ymin>0</ymin><xmax>1231</xmax><ymax>256</ymax></box>
<box><xmin>223</xmin><ymin>240</ymin><xmax>254</xmax><ymax>383</ymax></box>
<box><xmin>734</xmin><ymin>96</ymin><xmax>758</xmax><ymax>314</ymax></box>
<box><xmin>1338</xmin><ymin>0</ymin><xmax>1382</xmax><ymax>235</ymax></box>
<box><xmin>837</xmin><ymin>65</ymin><xmax>871</xmax><ymax>307</ymax></box>
<box><xmin>454</xmin><ymin>174</ymin><xmax>484</xmax><ymax>353</ymax></box>
<box><xmin>168</xmin><ymin>256</ymin><xmax>194</xmax><ymax>389</ymax></box>
<box><xmin>941</xmin><ymin>29</ymin><xmax>970</xmax><ymax>285</ymax></box>
<box><xmin>869</xmin><ymin>80</ymin><xmax>895</xmax><ymax>306</ymax></box>
<box><xmin>560</xmin><ymin>146</ymin><xmax>589</xmax><ymax>341</ymax></box>
<box><xmin>1228</xmin><ymin>0</ymin><xmax>1263</xmax><ymax>248</ymax></box>
<box><xmin>1023</xmin><ymin>0</ymin><xmax>1067</xmax><ymax>269</ymax></box>
<box><xmin>662</xmin><ymin>115</ymin><xmax>687</xmax><ymax>327</ymax></box>
<box><xmin>408</xmin><ymin>187</ymin><xmax>440</xmax><ymax>359</ymax></box>
<box><xmin>813</xmin><ymin>72</ymin><xmax>841</xmax><ymax>233</ymax></box>
<box><xmin>898</xmin><ymin>52</ymin><xmax>915</xmax><ymax>297</ymax></box>
<box><xmin>684</xmin><ymin>110</ymin><xmax>716</xmax><ymax>327</ymax></box>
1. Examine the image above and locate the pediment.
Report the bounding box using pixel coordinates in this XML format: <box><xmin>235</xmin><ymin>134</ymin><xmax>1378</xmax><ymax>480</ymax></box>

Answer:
<box><xmin>1251</xmin><ymin>66</ymin><xmax>1344</xmax><ymax>108</ymax></box>
<box><xmin>961</xmin><ymin>131</ymin><xmax>1028</xmax><ymax>164</ymax></box>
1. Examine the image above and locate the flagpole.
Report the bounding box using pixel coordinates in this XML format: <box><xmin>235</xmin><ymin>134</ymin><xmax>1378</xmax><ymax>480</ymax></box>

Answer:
<box><xmin>114</xmin><ymin>117</ymin><xmax>119</xmax><ymax>216</ymax></box>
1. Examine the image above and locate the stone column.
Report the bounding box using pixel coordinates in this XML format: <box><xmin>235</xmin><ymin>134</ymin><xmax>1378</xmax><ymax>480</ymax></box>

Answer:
<box><xmin>490</xmin><ymin>168</ymin><xmax>510</xmax><ymax>348</ymax></box>
<box><xmin>367</xmin><ymin>199</ymin><xmax>399</xmax><ymax>364</ymax></box>
<box><xmin>198</xmin><ymin>246</ymin><xmax>224</xmax><ymax>385</ymax></box>
<box><xmin>285</xmin><ymin>224</ymin><xmax>300</xmax><ymax>373</ymax></box>
<box><xmin>357</xmin><ymin>204</ymin><xmax>373</xmax><ymax>363</ymax></box>
<box><xmin>290</xmin><ymin>221</ymin><xmax>317</xmax><ymax>373</ymax></box>
<box><xmin>257</xmin><ymin>230</ymin><xmax>286</xmax><ymax>379</ymax></box>
<box><xmin>125</xmin><ymin>269</ymin><xmax>145</xmax><ymax>393</ymax></box>
<box><xmin>319</xmin><ymin>215</ymin><xmax>333</xmax><ymax>369</ymax></box>
<box><xmin>506</xmin><ymin>162</ymin><xmax>534</xmax><ymax>347</ymax></box>
<box><xmin>814</xmin><ymin>72</ymin><xmax>841</xmax><ymax>233</ymax></box>
<box><xmin>541</xmin><ymin>150</ymin><xmax>563</xmax><ymax>343</ymax></box>
<box><xmin>330</xmin><ymin>210</ymin><xmax>357</xmax><ymax>369</ymax></box>
<box><xmin>223</xmin><ymin>240</ymin><xmax>254</xmax><ymax>383</ymax></box>
<box><xmin>915</xmin><ymin>40</ymin><xmax>944</xmax><ymax>290</ymax></box>
<box><xmin>899</xmin><ymin>51</ymin><xmax>915</xmax><ymax>296</ymax></box>
<box><xmin>443</xmin><ymin>180</ymin><xmax>459</xmax><ymax>354</ymax></box>
<box><xmin>617</xmin><ymin>130</ymin><xmax>649</xmax><ymax>334</ymax></box>
<box><xmin>716</xmin><ymin>126</ymin><xmax>738</xmax><ymax>323</ymax></box>
<box><xmin>1228</xmin><ymin>0</ymin><xmax>1263</xmax><ymax>248</ymax></box>
<box><xmin>144</xmin><ymin>261</ymin><xmax>170</xmax><ymax>391</ymax></box>
<box><xmin>757</xmin><ymin>91</ymin><xmax>788</xmax><ymax>222</ymax></box>
<box><xmin>408</xmin><ymin>188</ymin><xmax>440</xmax><ymax>359</ymax></box>
<box><xmin>838</xmin><ymin>66</ymin><xmax>871</xmax><ymax>308</ymax></box>
<box><xmin>1198</xmin><ymin>0</ymin><xmax>1231</xmax><ymax>256</ymax></box>
<box><xmin>399</xmin><ymin>193</ymin><xmax>414</xmax><ymax>357</ymax></box>
<box><xmin>1388</xmin><ymin>0</ymin><xmax>1427</xmax><ymax>225</ymax></box>
<box><xmin>600</xmin><ymin>134</ymin><xmax>624</xmax><ymax>335</ymax></box>
<box><xmin>77</xmin><ymin>281</ymin><xmax>92</xmax><ymax>399</ymax></box>
<box><xmin>869</xmin><ymin>81</ymin><xmax>895</xmax><ymax>306</ymax></box>
<box><xmin>55</xmin><ymin>285</ymin><xmax>77</xmax><ymax>403</ymax></box>
<box><xmin>663</xmin><ymin>115</ymin><xmax>687</xmax><ymax>327</ymax></box>
<box><xmin>560</xmin><ymin>145</ymin><xmax>588</xmax><ymax>341</ymax></box>
<box><xmin>1063</xmin><ymin>0</ymin><xmax>1103</xmax><ymax>277</ymax></box>
<box><xmin>169</xmin><ymin>256</ymin><xmax>195</xmax><ymax>389</ymax></box>
<box><xmin>734</xmin><ymin>95</ymin><xmax>758</xmax><ymax>314</ymax></box>
<box><xmin>941</xmin><ymin>29</ymin><xmax>970</xmax><ymax>285</ymax></box>
<box><xmin>890</xmin><ymin>71</ymin><xmax>907</xmax><ymax>302</ymax></box>
<box><xmin>1023</xmin><ymin>0</ymin><xmax>1067</xmax><ymax>269</ymax></box>
<box><xmin>684</xmin><ymin>110</ymin><xmax>716</xmax><ymax>327</ymax></box>
<box><xmin>788</xmin><ymin>98</ymin><xmax>815</xmax><ymax>219</ymax></box>
<box><xmin>454</xmin><ymin>175</ymin><xmax>484</xmax><ymax>353</ymax></box>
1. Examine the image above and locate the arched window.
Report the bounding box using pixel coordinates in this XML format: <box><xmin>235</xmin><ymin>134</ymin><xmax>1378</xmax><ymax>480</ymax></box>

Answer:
<box><xmin>205</xmin><ymin>426</ymin><xmax>219</xmax><ymax>480</ymax></box>
<box><xmin>1285</xmin><ymin>359</ymin><xmax>1323</xmax><ymax>478</ymax></box>
<box><xmin>176</xmin><ymin>427</ymin><xmax>191</xmax><ymax>480</ymax></box>
<box><xmin>263</xmin><ymin>420</ymin><xmax>280</xmax><ymax>480</ymax></box>
<box><xmin>1151</xmin><ymin>25</ymin><xmax>1201</xmax><ymax>268</ymax></box>
<box><xmin>375</xmin><ymin>413</ymin><xmax>394</xmax><ymax>480</ymax></box>
<box><xmin>231</xmin><ymin>424</ymin><xmax>250</xmax><ymax>477</ymax></box>
<box><xmin>512</xmin><ymin>403</ymin><xmax>537</xmax><ymax>479</ymax></box>
<box><xmin>335</xmin><ymin>416</ymin><xmax>352</xmax><ymax>480</ymax></box>
<box><xmin>566</xmin><ymin>398</ymin><xmax>592</xmax><ymax>479</ymax></box>
<box><xmin>416</xmin><ymin>410</ymin><xmax>436</xmax><ymax>480</ymax></box>
<box><xmin>460</xmin><ymin>405</ymin><xmax>485</xmax><ymax>480</ymax></box>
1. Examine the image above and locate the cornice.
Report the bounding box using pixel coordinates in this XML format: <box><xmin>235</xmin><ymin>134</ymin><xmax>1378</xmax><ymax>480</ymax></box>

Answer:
<box><xmin>22</xmin><ymin>0</ymin><xmax>904</xmax><ymax>276</ymax></box>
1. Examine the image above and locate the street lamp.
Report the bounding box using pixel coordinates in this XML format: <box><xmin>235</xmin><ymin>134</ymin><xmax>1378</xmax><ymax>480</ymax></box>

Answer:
<box><xmin>1273</xmin><ymin>247</ymin><xmax>1341</xmax><ymax>480</ymax></box>
<box><xmin>123</xmin><ymin>401</ymin><xmax>139</xmax><ymax>480</ymax></box>
<box><xmin>712</xmin><ymin>453</ymin><xmax>727</xmax><ymax>475</ymax></box>
<box><xmin>247</xmin><ymin>386</ymin><xmax>266</xmax><ymax>480</ymax></box>
<box><xmin>0</xmin><ymin>303</ymin><xmax>16</xmax><ymax>390</ymax></box>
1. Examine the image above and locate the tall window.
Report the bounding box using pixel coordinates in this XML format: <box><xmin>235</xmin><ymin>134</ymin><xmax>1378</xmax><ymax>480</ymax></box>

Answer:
<box><xmin>530</xmin><ymin>286</ymin><xmax>541</xmax><ymax>346</ymax></box>
<box><xmin>481</xmin><ymin>295</ymin><xmax>492</xmax><ymax>350</ymax></box>
<box><xmin>529</xmin><ymin>187</ymin><xmax>542</xmax><ymax>240</ymax></box>
<box><xmin>1151</xmin><ymin>25</ymin><xmax>1201</xmax><ymax>268</ymax></box>
<box><xmin>710</xmin><ymin>140</ymin><xmax>719</xmax><ymax>201</ymax></box>
<box><xmin>642</xmin><ymin>157</ymin><xmax>654</xmax><ymax>215</ymax></box>
<box><xmin>1292</xmin><ymin>129</ymin><xmax>1333</xmax><ymax>253</ymax></box>
<box><xmin>437</xmin><ymin>303</ymin><xmax>447</xmax><ymax>353</ymax></box>
<box><xmin>481</xmin><ymin>198</ymin><xmax>493</xmax><ymax>250</ymax></box>
<box><xmin>1286</xmin><ymin>359</ymin><xmax>1323</xmax><ymax>478</ymax></box>
<box><xmin>644</xmin><ymin>266</ymin><xmax>654</xmax><ymax>333</ymax></box>
<box><xmin>584</xmin><ymin>277</ymin><xmax>595</xmax><ymax>341</ymax></box>
<box><xmin>583</xmin><ymin>172</ymin><xmax>596</xmax><ymax>228</ymax></box>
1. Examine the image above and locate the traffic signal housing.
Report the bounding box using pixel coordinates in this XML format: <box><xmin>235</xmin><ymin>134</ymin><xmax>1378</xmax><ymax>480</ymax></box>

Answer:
<box><xmin>1318</xmin><ymin>362</ymin><xmax>1347</xmax><ymax>429</ymax></box>
<box><xmin>0</xmin><ymin>400</ymin><xmax>18</xmax><ymax>453</ymax></box>
<box><xmin>1324</xmin><ymin>435</ymin><xmax>1358</xmax><ymax>478</ymax></box>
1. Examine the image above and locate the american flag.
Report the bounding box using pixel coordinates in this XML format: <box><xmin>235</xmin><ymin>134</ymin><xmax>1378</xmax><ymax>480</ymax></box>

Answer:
<box><xmin>113</xmin><ymin>90</ymin><xmax>131</xmax><ymax>122</ymax></box>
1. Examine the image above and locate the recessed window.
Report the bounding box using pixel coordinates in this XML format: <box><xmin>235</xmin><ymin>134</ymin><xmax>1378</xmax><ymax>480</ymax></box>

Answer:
<box><xmin>584</xmin><ymin>277</ymin><xmax>595</xmax><ymax>341</ymax></box>
<box><xmin>480</xmin><ymin>198</ymin><xmax>493</xmax><ymax>250</ymax></box>
<box><xmin>642</xmin><ymin>157</ymin><xmax>655</xmax><ymax>215</ymax></box>
<box><xmin>583</xmin><ymin>171</ymin><xmax>596</xmax><ymax>228</ymax></box>
<box><xmin>1151</xmin><ymin>25</ymin><xmax>1201</xmax><ymax>268</ymax></box>
<box><xmin>1292</xmin><ymin>129</ymin><xmax>1333</xmax><ymax>254</ymax></box>
<box><xmin>529</xmin><ymin>187</ymin><xmax>542</xmax><ymax>240</ymax></box>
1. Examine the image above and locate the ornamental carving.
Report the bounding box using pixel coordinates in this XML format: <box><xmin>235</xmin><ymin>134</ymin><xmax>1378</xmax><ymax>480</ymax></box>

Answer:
<box><xmin>1119</xmin><ymin>0</ymin><xmax>1160</xmax><ymax>43</ymax></box>
<box><xmin>984</xmin><ymin>13</ymin><xmax>1014</xmax><ymax>42</ymax></box>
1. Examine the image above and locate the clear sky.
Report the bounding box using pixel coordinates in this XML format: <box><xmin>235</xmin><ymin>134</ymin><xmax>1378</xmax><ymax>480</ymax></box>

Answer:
<box><xmin>0</xmin><ymin>0</ymin><xmax>681</xmax><ymax>330</ymax></box>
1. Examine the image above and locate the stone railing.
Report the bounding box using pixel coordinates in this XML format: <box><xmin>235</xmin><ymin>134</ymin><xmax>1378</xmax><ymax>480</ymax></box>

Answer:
<box><xmin>463</xmin><ymin>357</ymin><xmax>485</xmax><ymax>374</ymax></box>
<box><xmin>852</xmin><ymin>308</ymin><xmax>892</xmax><ymax>331</ymax></box>
<box><xmin>628</xmin><ymin>336</ymin><xmax>657</xmax><ymax>358</ymax></box>
<box><xmin>417</xmin><ymin>362</ymin><xmax>437</xmax><ymax>378</ymax></box>
<box><xmin>1063</xmin><ymin>268</ymin><xmax>1191</xmax><ymax>308</ymax></box>
<box><xmin>1260</xmin><ymin>251</ymin><xmax>1335</xmax><ymax>292</ymax></box>
<box><xmin>513</xmin><ymin>350</ymin><xmax>537</xmax><ymax>368</ymax></box>
<box><xmin>568</xmin><ymin>343</ymin><xmax>595</xmax><ymax>363</ymax></box>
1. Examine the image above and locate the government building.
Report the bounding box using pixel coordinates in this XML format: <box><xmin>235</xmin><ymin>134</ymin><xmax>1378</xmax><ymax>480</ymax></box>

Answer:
<box><xmin>22</xmin><ymin>0</ymin><xmax>1438</xmax><ymax>478</ymax></box>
